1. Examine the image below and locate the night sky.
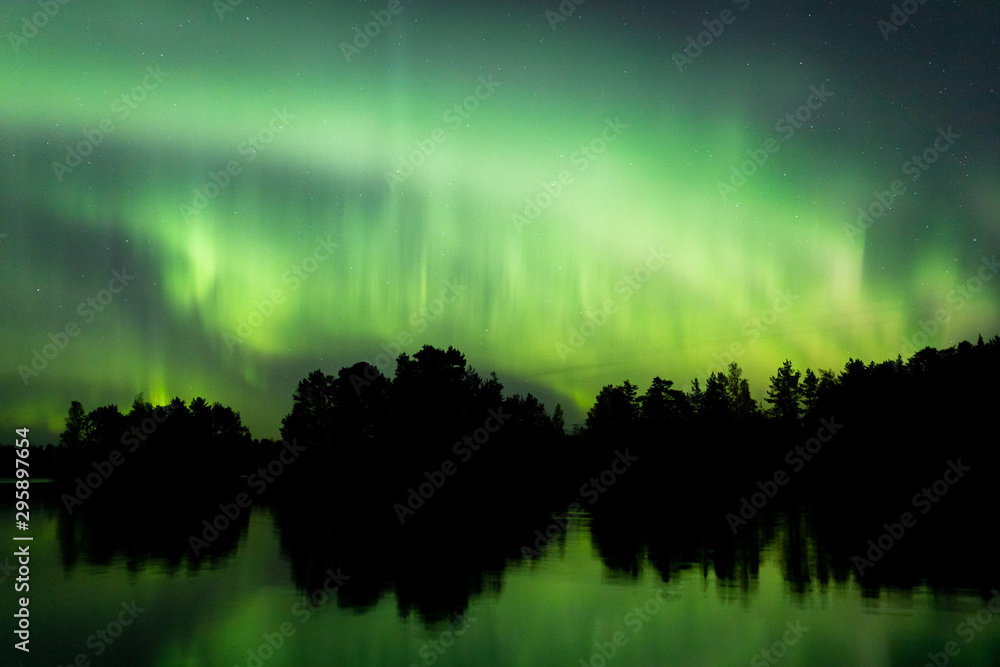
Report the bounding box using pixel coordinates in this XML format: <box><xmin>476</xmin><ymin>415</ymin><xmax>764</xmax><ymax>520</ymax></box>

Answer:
<box><xmin>2</xmin><ymin>0</ymin><xmax>997</xmax><ymax>443</ymax></box>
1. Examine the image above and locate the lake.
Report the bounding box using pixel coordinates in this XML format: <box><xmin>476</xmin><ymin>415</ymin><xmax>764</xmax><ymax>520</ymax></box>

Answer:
<box><xmin>5</xmin><ymin>484</ymin><xmax>1000</xmax><ymax>666</ymax></box>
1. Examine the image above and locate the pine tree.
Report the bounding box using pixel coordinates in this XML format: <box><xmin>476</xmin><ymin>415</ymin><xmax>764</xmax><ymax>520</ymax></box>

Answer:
<box><xmin>801</xmin><ymin>369</ymin><xmax>819</xmax><ymax>415</ymax></box>
<box><xmin>725</xmin><ymin>362</ymin><xmax>758</xmax><ymax>419</ymax></box>
<box><xmin>765</xmin><ymin>359</ymin><xmax>801</xmax><ymax>422</ymax></box>
<box><xmin>586</xmin><ymin>381</ymin><xmax>640</xmax><ymax>433</ymax></box>
<box><xmin>552</xmin><ymin>403</ymin><xmax>565</xmax><ymax>434</ymax></box>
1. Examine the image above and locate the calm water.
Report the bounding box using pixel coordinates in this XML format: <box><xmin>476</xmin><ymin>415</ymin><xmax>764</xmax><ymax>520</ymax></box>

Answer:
<box><xmin>5</xmin><ymin>486</ymin><xmax>1000</xmax><ymax>667</ymax></box>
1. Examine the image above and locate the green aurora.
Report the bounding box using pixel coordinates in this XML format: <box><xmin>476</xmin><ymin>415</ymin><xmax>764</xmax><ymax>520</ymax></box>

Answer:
<box><xmin>2</xmin><ymin>1</ymin><xmax>998</xmax><ymax>441</ymax></box>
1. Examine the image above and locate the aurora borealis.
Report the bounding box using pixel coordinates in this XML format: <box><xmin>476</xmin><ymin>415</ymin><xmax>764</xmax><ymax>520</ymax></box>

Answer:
<box><xmin>1</xmin><ymin>0</ymin><xmax>998</xmax><ymax>442</ymax></box>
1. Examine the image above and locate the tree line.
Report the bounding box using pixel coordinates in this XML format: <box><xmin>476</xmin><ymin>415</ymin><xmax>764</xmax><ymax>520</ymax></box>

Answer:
<box><xmin>16</xmin><ymin>334</ymin><xmax>996</xmax><ymax>518</ymax></box>
<box><xmin>20</xmin><ymin>334</ymin><xmax>998</xmax><ymax>618</ymax></box>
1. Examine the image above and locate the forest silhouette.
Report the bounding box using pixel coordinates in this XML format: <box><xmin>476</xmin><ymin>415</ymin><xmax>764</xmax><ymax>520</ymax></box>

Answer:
<box><xmin>13</xmin><ymin>335</ymin><xmax>1000</xmax><ymax>623</ymax></box>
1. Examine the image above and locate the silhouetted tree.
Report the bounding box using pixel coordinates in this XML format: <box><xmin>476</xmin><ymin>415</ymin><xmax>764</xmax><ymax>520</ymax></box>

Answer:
<box><xmin>128</xmin><ymin>393</ymin><xmax>154</xmax><ymax>419</ymax></box>
<box><xmin>765</xmin><ymin>359</ymin><xmax>801</xmax><ymax>422</ymax></box>
<box><xmin>801</xmin><ymin>369</ymin><xmax>819</xmax><ymax>415</ymax></box>
<box><xmin>699</xmin><ymin>371</ymin><xmax>731</xmax><ymax>422</ymax></box>
<box><xmin>586</xmin><ymin>381</ymin><xmax>639</xmax><ymax>434</ymax></box>
<box><xmin>839</xmin><ymin>358</ymin><xmax>867</xmax><ymax>387</ymax></box>
<box><xmin>332</xmin><ymin>362</ymin><xmax>391</xmax><ymax>447</ymax></box>
<box><xmin>86</xmin><ymin>404</ymin><xmax>125</xmax><ymax>447</ymax></box>
<box><xmin>639</xmin><ymin>377</ymin><xmax>691</xmax><ymax>425</ymax></box>
<box><xmin>393</xmin><ymin>346</ymin><xmax>483</xmax><ymax>411</ymax></box>
<box><xmin>503</xmin><ymin>393</ymin><xmax>551</xmax><ymax>432</ymax></box>
<box><xmin>818</xmin><ymin>369</ymin><xmax>836</xmax><ymax>397</ymax></box>
<box><xmin>724</xmin><ymin>362</ymin><xmax>758</xmax><ymax>420</ymax></box>
<box><xmin>687</xmin><ymin>378</ymin><xmax>703</xmax><ymax>415</ymax></box>
<box><xmin>552</xmin><ymin>403</ymin><xmax>565</xmax><ymax>434</ymax></box>
<box><xmin>906</xmin><ymin>347</ymin><xmax>942</xmax><ymax>375</ymax></box>
<box><xmin>281</xmin><ymin>369</ymin><xmax>336</xmax><ymax>448</ymax></box>
<box><xmin>389</xmin><ymin>346</ymin><xmax>501</xmax><ymax>468</ymax></box>
<box><xmin>60</xmin><ymin>400</ymin><xmax>91</xmax><ymax>448</ymax></box>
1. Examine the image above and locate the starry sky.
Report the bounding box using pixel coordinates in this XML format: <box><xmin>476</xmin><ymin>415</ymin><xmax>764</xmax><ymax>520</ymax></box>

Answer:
<box><xmin>2</xmin><ymin>0</ymin><xmax>997</xmax><ymax>442</ymax></box>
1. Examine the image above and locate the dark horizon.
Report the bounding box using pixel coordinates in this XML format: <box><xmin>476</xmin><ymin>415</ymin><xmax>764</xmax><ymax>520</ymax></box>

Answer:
<box><xmin>8</xmin><ymin>332</ymin><xmax>997</xmax><ymax>448</ymax></box>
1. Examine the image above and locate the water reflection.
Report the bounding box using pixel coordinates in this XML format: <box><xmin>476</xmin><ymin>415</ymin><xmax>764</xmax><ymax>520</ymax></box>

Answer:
<box><xmin>49</xmin><ymin>473</ymin><xmax>1000</xmax><ymax>625</ymax></box>
<box><xmin>2</xmin><ymin>481</ymin><xmax>996</xmax><ymax>666</ymax></box>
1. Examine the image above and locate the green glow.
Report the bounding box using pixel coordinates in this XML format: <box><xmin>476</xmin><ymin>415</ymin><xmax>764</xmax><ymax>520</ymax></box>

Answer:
<box><xmin>2</xmin><ymin>2</ymin><xmax>997</xmax><ymax>440</ymax></box>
